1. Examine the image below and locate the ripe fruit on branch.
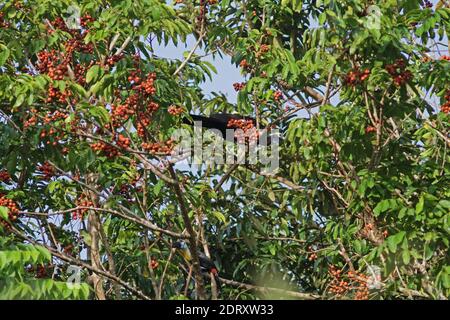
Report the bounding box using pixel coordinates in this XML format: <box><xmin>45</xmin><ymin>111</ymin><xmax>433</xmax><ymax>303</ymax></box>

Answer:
<box><xmin>135</xmin><ymin>73</ymin><xmax>157</xmax><ymax>95</ymax></box>
<box><xmin>440</xmin><ymin>89</ymin><xmax>450</xmax><ymax>114</ymax></box>
<box><xmin>0</xmin><ymin>12</ymin><xmax>10</xmax><ymax>28</ymax></box>
<box><xmin>116</xmin><ymin>134</ymin><xmax>131</xmax><ymax>149</ymax></box>
<box><xmin>142</xmin><ymin>139</ymin><xmax>175</xmax><ymax>155</ymax></box>
<box><xmin>273</xmin><ymin>90</ymin><xmax>283</xmax><ymax>101</ymax></box>
<box><xmin>0</xmin><ymin>170</ymin><xmax>11</xmax><ymax>183</ymax></box>
<box><xmin>73</xmin><ymin>195</ymin><xmax>94</xmax><ymax>220</ymax></box>
<box><xmin>239</xmin><ymin>59</ymin><xmax>252</xmax><ymax>73</ymax></box>
<box><xmin>137</xmin><ymin>114</ymin><xmax>151</xmax><ymax>137</ymax></box>
<box><xmin>344</xmin><ymin>68</ymin><xmax>370</xmax><ymax>86</ymax></box>
<box><xmin>441</xmin><ymin>101</ymin><xmax>450</xmax><ymax>114</ymax></box>
<box><xmin>168</xmin><ymin>105</ymin><xmax>184</xmax><ymax>116</ymax></box>
<box><xmin>385</xmin><ymin>59</ymin><xmax>413</xmax><ymax>86</ymax></box>
<box><xmin>328</xmin><ymin>265</ymin><xmax>370</xmax><ymax>300</ymax></box>
<box><xmin>150</xmin><ymin>258</ymin><xmax>159</xmax><ymax>270</ymax></box>
<box><xmin>307</xmin><ymin>246</ymin><xmax>318</xmax><ymax>261</ymax></box>
<box><xmin>80</xmin><ymin>14</ymin><xmax>95</xmax><ymax>28</ymax></box>
<box><xmin>0</xmin><ymin>196</ymin><xmax>20</xmax><ymax>221</ymax></box>
<box><xmin>91</xmin><ymin>141</ymin><xmax>119</xmax><ymax>158</ymax></box>
<box><xmin>43</xmin><ymin>110</ymin><xmax>69</xmax><ymax>124</ymax></box>
<box><xmin>227</xmin><ymin>118</ymin><xmax>259</xmax><ymax>143</ymax></box>
<box><xmin>106</xmin><ymin>53</ymin><xmax>124</xmax><ymax>67</ymax></box>
<box><xmin>45</xmin><ymin>85</ymin><xmax>72</xmax><ymax>104</ymax></box>
<box><xmin>38</xmin><ymin>161</ymin><xmax>55</xmax><ymax>180</ymax></box>
<box><xmin>233</xmin><ymin>82</ymin><xmax>246</xmax><ymax>91</ymax></box>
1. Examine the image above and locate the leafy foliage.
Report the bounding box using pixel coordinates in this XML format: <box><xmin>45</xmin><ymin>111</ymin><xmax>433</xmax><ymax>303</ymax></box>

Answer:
<box><xmin>0</xmin><ymin>0</ymin><xmax>448</xmax><ymax>300</ymax></box>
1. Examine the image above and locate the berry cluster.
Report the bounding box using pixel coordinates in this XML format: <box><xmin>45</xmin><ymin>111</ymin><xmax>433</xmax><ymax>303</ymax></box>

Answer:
<box><xmin>38</xmin><ymin>161</ymin><xmax>55</xmax><ymax>180</ymax></box>
<box><xmin>37</xmin><ymin>50</ymin><xmax>67</xmax><ymax>80</ymax></box>
<box><xmin>36</xmin><ymin>15</ymin><xmax>94</xmax><ymax>90</ymax></box>
<box><xmin>440</xmin><ymin>90</ymin><xmax>450</xmax><ymax>114</ymax></box>
<box><xmin>307</xmin><ymin>246</ymin><xmax>318</xmax><ymax>261</ymax></box>
<box><xmin>233</xmin><ymin>82</ymin><xmax>246</xmax><ymax>91</ymax></box>
<box><xmin>45</xmin><ymin>85</ymin><xmax>73</xmax><ymax>104</ymax></box>
<box><xmin>440</xmin><ymin>55</ymin><xmax>450</xmax><ymax>61</ymax></box>
<box><xmin>255</xmin><ymin>44</ymin><xmax>271</xmax><ymax>59</ymax></box>
<box><xmin>106</xmin><ymin>53</ymin><xmax>124</xmax><ymax>67</ymax></box>
<box><xmin>39</xmin><ymin>127</ymin><xmax>65</xmax><ymax>146</ymax></box>
<box><xmin>239</xmin><ymin>59</ymin><xmax>249</xmax><ymax>69</ymax></box>
<box><xmin>227</xmin><ymin>118</ymin><xmax>259</xmax><ymax>144</ymax></box>
<box><xmin>64</xmin><ymin>35</ymin><xmax>94</xmax><ymax>55</ymax></box>
<box><xmin>48</xmin><ymin>16</ymin><xmax>94</xmax><ymax>52</ymax></box>
<box><xmin>116</xmin><ymin>134</ymin><xmax>131</xmax><ymax>149</ymax></box>
<box><xmin>47</xmin><ymin>17</ymin><xmax>68</xmax><ymax>33</ymax></box>
<box><xmin>273</xmin><ymin>90</ymin><xmax>283</xmax><ymax>101</ymax></box>
<box><xmin>328</xmin><ymin>266</ymin><xmax>349</xmax><ymax>295</ymax></box>
<box><xmin>127</xmin><ymin>70</ymin><xmax>142</xmax><ymax>84</ymax></box>
<box><xmin>0</xmin><ymin>12</ymin><xmax>10</xmax><ymax>28</ymax></box>
<box><xmin>239</xmin><ymin>59</ymin><xmax>253</xmax><ymax>73</ymax></box>
<box><xmin>80</xmin><ymin>14</ymin><xmax>95</xmax><ymax>28</ymax></box>
<box><xmin>0</xmin><ymin>196</ymin><xmax>20</xmax><ymax>221</ymax></box>
<box><xmin>111</xmin><ymin>72</ymin><xmax>158</xmax><ymax>129</ymax></box>
<box><xmin>117</xmin><ymin>175</ymin><xmax>143</xmax><ymax>200</ymax></box>
<box><xmin>43</xmin><ymin>110</ymin><xmax>69</xmax><ymax>124</ymax></box>
<box><xmin>168</xmin><ymin>105</ymin><xmax>184</xmax><ymax>116</ymax></box>
<box><xmin>150</xmin><ymin>258</ymin><xmax>159</xmax><ymax>270</ymax></box>
<box><xmin>344</xmin><ymin>68</ymin><xmax>370</xmax><ymax>86</ymax></box>
<box><xmin>111</xmin><ymin>103</ymin><xmax>135</xmax><ymax>126</ymax></box>
<box><xmin>24</xmin><ymin>113</ymin><xmax>37</xmax><ymax>128</ymax></box>
<box><xmin>91</xmin><ymin>141</ymin><xmax>119</xmax><ymax>158</ymax></box>
<box><xmin>385</xmin><ymin>59</ymin><xmax>413</xmax><ymax>86</ymax></box>
<box><xmin>135</xmin><ymin>72</ymin><xmax>157</xmax><ymax>95</ymax></box>
<box><xmin>328</xmin><ymin>266</ymin><xmax>370</xmax><ymax>300</ymax></box>
<box><xmin>260</xmin><ymin>44</ymin><xmax>270</xmax><ymax>53</ymax></box>
<box><xmin>27</xmin><ymin>264</ymin><xmax>51</xmax><ymax>279</ymax></box>
<box><xmin>73</xmin><ymin>195</ymin><xmax>94</xmax><ymax>220</ymax></box>
<box><xmin>73</xmin><ymin>60</ymin><xmax>95</xmax><ymax>85</ymax></box>
<box><xmin>227</xmin><ymin>118</ymin><xmax>255</xmax><ymax>131</ymax></box>
<box><xmin>0</xmin><ymin>170</ymin><xmax>11</xmax><ymax>183</ymax></box>
<box><xmin>141</xmin><ymin>139</ymin><xmax>175</xmax><ymax>155</ymax></box>
<box><xmin>136</xmin><ymin>113</ymin><xmax>152</xmax><ymax>137</ymax></box>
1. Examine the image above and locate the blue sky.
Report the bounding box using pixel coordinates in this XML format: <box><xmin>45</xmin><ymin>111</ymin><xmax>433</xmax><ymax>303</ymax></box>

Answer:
<box><xmin>154</xmin><ymin>36</ymin><xmax>244</xmax><ymax>103</ymax></box>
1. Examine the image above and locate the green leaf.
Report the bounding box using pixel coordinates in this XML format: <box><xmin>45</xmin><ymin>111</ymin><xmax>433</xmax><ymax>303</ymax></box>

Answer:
<box><xmin>212</xmin><ymin>211</ymin><xmax>227</xmax><ymax>224</ymax></box>
<box><xmin>0</xmin><ymin>206</ymin><xmax>9</xmax><ymax>220</ymax></box>
<box><xmin>86</xmin><ymin>65</ymin><xmax>102</xmax><ymax>84</ymax></box>
<box><xmin>387</xmin><ymin>231</ymin><xmax>406</xmax><ymax>253</ymax></box>
<box><xmin>89</xmin><ymin>106</ymin><xmax>110</xmax><ymax>124</ymax></box>
<box><xmin>416</xmin><ymin>195</ymin><xmax>424</xmax><ymax>213</ymax></box>
<box><xmin>402</xmin><ymin>250</ymin><xmax>411</xmax><ymax>265</ymax></box>
<box><xmin>268</xmin><ymin>190</ymin><xmax>276</xmax><ymax>202</ymax></box>
<box><xmin>0</xmin><ymin>45</ymin><xmax>10</xmax><ymax>67</ymax></box>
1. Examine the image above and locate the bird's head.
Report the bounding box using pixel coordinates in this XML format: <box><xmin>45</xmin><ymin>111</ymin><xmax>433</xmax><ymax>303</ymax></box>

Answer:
<box><xmin>172</xmin><ymin>241</ymin><xmax>188</xmax><ymax>250</ymax></box>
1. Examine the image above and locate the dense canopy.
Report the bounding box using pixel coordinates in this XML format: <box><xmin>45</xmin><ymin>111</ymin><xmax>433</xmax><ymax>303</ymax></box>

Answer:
<box><xmin>0</xmin><ymin>0</ymin><xmax>449</xmax><ymax>300</ymax></box>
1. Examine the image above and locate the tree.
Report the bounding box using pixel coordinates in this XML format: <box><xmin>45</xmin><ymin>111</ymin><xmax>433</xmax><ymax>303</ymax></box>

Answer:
<box><xmin>0</xmin><ymin>0</ymin><xmax>448</xmax><ymax>300</ymax></box>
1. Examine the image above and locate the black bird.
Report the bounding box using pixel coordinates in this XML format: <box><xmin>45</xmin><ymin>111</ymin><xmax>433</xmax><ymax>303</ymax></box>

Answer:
<box><xmin>172</xmin><ymin>241</ymin><xmax>221</xmax><ymax>289</ymax></box>
<box><xmin>183</xmin><ymin>113</ymin><xmax>256</xmax><ymax>138</ymax></box>
<box><xmin>182</xmin><ymin>113</ymin><xmax>281</xmax><ymax>146</ymax></box>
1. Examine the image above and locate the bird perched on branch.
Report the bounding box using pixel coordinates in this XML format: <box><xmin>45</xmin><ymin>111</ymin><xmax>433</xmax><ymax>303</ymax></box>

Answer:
<box><xmin>183</xmin><ymin>113</ymin><xmax>256</xmax><ymax>138</ymax></box>
<box><xmin>172</xmin><ymin>241</ymin><xmax>221</xmax><ymax>289</ymax></box>
<box><xmin>182</xmin><ymin>113</ymin><xmax>282</xmax><ymax>146</ymax></box>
